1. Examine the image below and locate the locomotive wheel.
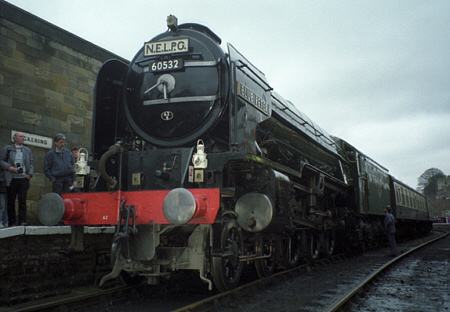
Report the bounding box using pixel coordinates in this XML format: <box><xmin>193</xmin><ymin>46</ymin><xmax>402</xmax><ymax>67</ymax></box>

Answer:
<box><xmin>255</xmin><ymin>236</ymin><xmax>276</xmax><ymax>278</ymax></box>
<box><xmin>324</xmin><ymin>230</ymin><xmax>335</xmax><ymax>258</ymax></box>
<box><xmin>307</xmin><ymin>231</ymin><xmax>320</xmax><ymax>262</ymax></box>
<box><xmin>280</xmin><ymin>231</ymin><xmax>302</xmax><ymax>269</ymax></box>
<box><xmin>212</xmin><ymin>221</ymin><xmax>244</xmax><ymax>292</ymax></box>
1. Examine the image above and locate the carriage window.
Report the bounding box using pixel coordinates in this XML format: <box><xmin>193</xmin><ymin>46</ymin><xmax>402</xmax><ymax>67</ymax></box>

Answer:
<box><xmin>396</xmin><ymin>187</ymin><xmax>402</xmax><ymax>205</ymax></box>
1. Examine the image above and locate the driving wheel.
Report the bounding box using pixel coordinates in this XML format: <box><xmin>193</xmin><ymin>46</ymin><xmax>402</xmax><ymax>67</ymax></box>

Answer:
<box><xmin>255</xmin><ymin>235</ymin><xmax>276</xmax><ymax>278</ymax></box>
<box><xmin>307</xmin><ymin>231</ymin><xmax>320</xmax><ymax>262</ymax></box>
<box><xmin>212</xmin><ymin>221</ymin><xmax>244</xmax><ymax>292</ymax></box>
<box><xmin>280</xmin><ymin>231</ymin><xmax>301</xmax><ymax>269</ymax></box>
<box><xmin>324</xmin><ymin>229</ymin><xmax>335</xmax><ymax>258</ymax></box>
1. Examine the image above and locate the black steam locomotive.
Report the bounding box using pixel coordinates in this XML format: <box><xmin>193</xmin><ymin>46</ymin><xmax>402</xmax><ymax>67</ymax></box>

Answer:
<box><xmin>38</xmin><ymin>15</ymin><xmax>433</xmax><ymax>291</ymax></box>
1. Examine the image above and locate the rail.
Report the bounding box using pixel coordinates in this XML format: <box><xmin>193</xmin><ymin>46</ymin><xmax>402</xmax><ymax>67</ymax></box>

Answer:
<box><xmin>321</xmin><ymin>231</ymin><xmax>448</xmax><ymax>312</ymax></box>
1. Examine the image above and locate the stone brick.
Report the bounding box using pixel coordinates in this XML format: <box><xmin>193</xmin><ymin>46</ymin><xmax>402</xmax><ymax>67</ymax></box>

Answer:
<box><xmin>0</xmin><ymin>94</ymin><xmax>12</xmax><ymax>107</ymax></box>
<box><xmin>6</xmin><ymin>28</ymin><xmax>26</xmax><ymax>45</ymax></box>
<box><xmin>70</xmin><ymin>123</ymin><xmax>86</xmax><ymax>136</ymax></box>
<box><xmin>49</xmin><ymin>56</ymin><xmax>72</xmax><ymax>72</ymax></box>
<box><xmin>87</xmin><ymin>78</ymin><xmax>96</xmax><ymax>88</ymax></box>
<box><xmin>84</xmin><ymin>118</ymin><xmax>93</xmax><ymax>131</ymax></box>
<box><xmin>35</xmin><ymin>67</ymin><xmax>52</xmax><ymax>82</ymax></box>
<box><xmin>38</xmin><ymin>60</ymin><xmax>50</xmax><ymax>71</ymax></box>
<box><xmin>26</xmin><ymin>37</ymin><xmax>42</xmax><ymax>51</ymax></box>
<box><xmin>51</xmin><ymin>109</ymin><xmax>68</xmax><ymax>122</ymax></box>
<box><xmin>51</xmin><ymin>73</ymin><xmax>69</xmax><ymax>87</ymax></box>
<box><xmin>0</xmin><ymin>232</ymin><xmax>113</xmax><ymax>304</ymax></box>
<box><xmin>42</xmin><ymin>115</ymin><xmax>63</xmax><ymax>130</ymax></box>
<box><xmin>61</xmin><ymin>102</ymin><xmax>76</xmax><ymax>114</ymax></box>
<box><xmin>0</xmin><ymin>36</ymin><xmax>12</xmax><ymax>57</ymax></box>
<box><xmin>73</xmin><ymin>89</ymin><xmax>90</xmax><ymax>103</ymax></box>
<box><xmin>76</xmin><ymin>82</ymin><xmax>92</xmax><ymax>95</ymax></box>
<box><xmin>42</xmin><ymin>42</ymin><xmax>57</xmax><ymax>57</ymax></box>
<box><xmin>26</xmin><ymin>186</ymin><xmax>41</xmax><ymax>202</ymax></box>
<box><xmin>1</xmin><ymin>107</ymin><xmax>22</xmax><ymax>123</ymax></box>
<box><xmin>60</xmin><ymin>121</ymin><xmax>72</xmax><ymax>133</ymax></box>
<box><xmin>7</xmin><ymin>21</ymin><xmax>33</xmax><ymax>39</ymax></box>
<box><xmin>22</xmin><ymin>111</ymin><xmax>43</xmax><ymax>126</ymax></box>
<box><xmin>0</xmin><ymin>23</ymin><xmax>6</xmax><ymax>35</ymax></box>
<box><xmin>43</xmin><ymin>88</ymin><xmax>64</xmax><ymax>103</ymax></box>
<box><xmin>68</xmin><ymin>114</ymin><xmax>84</xmax><ymax>126</ymax></box>
<box><xmin>4</xmin><ymin>55</ymin><xmax>35</xmax><ymax>75</ymax></box>
<box><xmin>12</xmin><ymin>49</ymin><xmax>25</xmax><ymax>62</ymax></box>
<box><xmin>31</xmin><ymin>173</ymin><xmax>46</xmax><ymax>188</ymax></box>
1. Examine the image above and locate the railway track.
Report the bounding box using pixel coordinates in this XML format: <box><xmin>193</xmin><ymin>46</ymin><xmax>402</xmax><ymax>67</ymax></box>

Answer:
<box><xmin>321</xmin><ymin>231</ymin><xmax>448</xmax><ymax>312</ymax></box>
<box><xmin>178</xmin><ymin>231</ymin><xmax>447</xmax><ymax>312</ymax></box>
<box><xmin>1</xmin><ymin>256</ymin><xmax>334</xmax><ymax>312</ymax></box>
<box><xmin>172</xmin><ymin>261</ymin><xmax>321</xmax><ymax>312</ymax></box>
<box><xmin>1</xmin><ymin>284</ymin><xmax>139</xmax><ymax>312</ymax></box>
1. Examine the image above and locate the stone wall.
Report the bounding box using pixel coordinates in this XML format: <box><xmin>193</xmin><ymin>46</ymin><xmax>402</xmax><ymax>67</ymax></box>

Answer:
<box><xmin>0</xmin><ymin>227</ymin><xmax>114</xmax><ymax>305</ymax></box>
<box><xmin>0</xmin><ymin>2</ymin><xmax>127</xmax><ymax>225</ymax></box>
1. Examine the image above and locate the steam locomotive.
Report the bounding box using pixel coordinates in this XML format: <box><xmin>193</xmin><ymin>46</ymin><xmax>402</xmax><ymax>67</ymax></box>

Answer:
<box><xmin>38</xmin><ymin>16</ymin><xmax>433</xmax><ymax>292</ymax></box>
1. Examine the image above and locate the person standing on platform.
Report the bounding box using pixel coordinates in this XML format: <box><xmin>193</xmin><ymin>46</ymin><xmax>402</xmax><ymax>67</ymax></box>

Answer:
<box><xmin>0</xmin><ymin>169</ymin><xmax>8</xmax><ymax>228</ymax></box>
<box><xmin>44</xmin><ymin>134</ymin><xmax>77</xmax><ymax>195</ymax></box>
<box><xmin>0</xmin><ymin>132</ymin><xmax>34</xmax><ymax>226</ymax></box>
<box><xmin>72</xmin><ymin>146</ymin><xmax>80</xmax><ymax>163</ymax></box>
<box><xmin>384</xmin><ymin>205</ymin><xmax>397</xmax><ymax>257</ymax></box>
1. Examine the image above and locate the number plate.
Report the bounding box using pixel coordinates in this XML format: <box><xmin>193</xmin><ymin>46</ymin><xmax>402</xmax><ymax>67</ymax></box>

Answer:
<box><xmin>146</xmin><ymin>58</ymin><xmax>184</xmax><ymax>73</ymax></box>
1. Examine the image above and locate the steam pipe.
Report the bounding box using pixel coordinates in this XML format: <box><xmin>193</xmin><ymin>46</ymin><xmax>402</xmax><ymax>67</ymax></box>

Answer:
<box><xmin>99</xmin><ymin>142</ymin><xmax>122</xmax><ymax>189</ymax></box>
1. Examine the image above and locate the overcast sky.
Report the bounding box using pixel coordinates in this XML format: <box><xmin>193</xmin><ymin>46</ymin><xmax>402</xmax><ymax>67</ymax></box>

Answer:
<box><xmin>7</xmin><ymin>0</ymin><xmax>450</xmax><ymax>189</ymax></box>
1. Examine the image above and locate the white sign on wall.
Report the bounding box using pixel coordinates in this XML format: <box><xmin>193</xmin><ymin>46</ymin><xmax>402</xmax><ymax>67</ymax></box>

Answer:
<box><xmin>11</xmin><ymin>130</ymin><xmax>53</xmax><ymax>149</ymax></box>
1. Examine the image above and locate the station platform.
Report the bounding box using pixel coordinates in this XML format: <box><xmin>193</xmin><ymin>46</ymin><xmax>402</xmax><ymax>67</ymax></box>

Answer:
<box><xmin>1</xmin><ymin>222</ymin><xmax>447</xmax><ymax>239</ymax></box>
<box><xmin>432</xmin><ymin>222</ymin><xmax>450</xmax><ymax>231</ymax></box>
<box><xmin>0</xmin><ymin>224</ymin><xmax>115</xmax><ymax>304</ymax></box>
<box><xmin>1</xmin><ymin>222</ymin><xmax>446</xmax><ymax>256</ymax></box>
<box><xmin>0</xmin><ymin>225</ymin><xmax>115</xmax><ymax>240</ymax></box>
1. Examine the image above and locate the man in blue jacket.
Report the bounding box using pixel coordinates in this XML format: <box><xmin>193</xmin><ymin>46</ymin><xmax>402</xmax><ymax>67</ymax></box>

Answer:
<box><xmin>0</xmin><ymin>132</ymin><xmax>34</xmax><ymax>226</ymax></box>
<box><xmin>44</xmin><ymin>134</ymin><xmax>77</xmax><ymax>195</ymax></box>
